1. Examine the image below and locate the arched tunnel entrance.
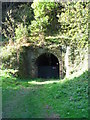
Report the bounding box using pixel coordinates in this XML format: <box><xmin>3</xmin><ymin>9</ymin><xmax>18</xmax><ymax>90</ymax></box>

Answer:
<box><xmin>36</xmin><ymin>53</ymin><xmax>59</xmax><ymax>79</ymax></box>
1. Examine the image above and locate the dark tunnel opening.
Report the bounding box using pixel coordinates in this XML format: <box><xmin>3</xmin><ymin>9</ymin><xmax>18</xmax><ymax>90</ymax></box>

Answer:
<box><xmin>36</xmin><ymin>53</ymin><xmax>59</xmax><ymax>79</ymax></box>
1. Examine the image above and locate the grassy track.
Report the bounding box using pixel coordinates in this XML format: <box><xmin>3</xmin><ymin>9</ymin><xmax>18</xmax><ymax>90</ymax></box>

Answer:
<box><xmin>1</xmin><ymin>70</ymin><xmax>88</xmax><ymax>118</ymax></box>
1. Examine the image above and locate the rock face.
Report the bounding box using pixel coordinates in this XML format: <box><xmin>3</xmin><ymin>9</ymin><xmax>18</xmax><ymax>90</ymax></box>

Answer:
<box><xmin>18</xmin><ymin>44</ymin><xmax>67</xmax><ymax>79</ymax></box>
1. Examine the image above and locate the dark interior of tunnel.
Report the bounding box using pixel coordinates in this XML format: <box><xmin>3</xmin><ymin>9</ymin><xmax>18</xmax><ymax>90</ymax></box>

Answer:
<box><xmin>36</xmin><ymin>53</ymin><xmax>59</xmax><ymax>79</ymax></box>
<box><xmin>36</xmin><ymin>53</ymin><xmax>59</xmax><ymax>66</ymax></box>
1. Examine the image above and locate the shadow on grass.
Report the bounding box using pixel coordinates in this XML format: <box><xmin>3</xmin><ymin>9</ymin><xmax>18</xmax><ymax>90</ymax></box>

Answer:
<box><xmin>1</xmin><ymin>70</ymin><xmax>89</xmax><ymax>88</ymax></box>
<box><xmin>1</xmin><ymin>70</ymin><xmax>88</xmax><ymax>118</ymax></box>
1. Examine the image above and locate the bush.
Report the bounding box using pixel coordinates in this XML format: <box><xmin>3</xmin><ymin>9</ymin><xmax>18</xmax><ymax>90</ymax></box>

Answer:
<box><xmin>15</xmin><ymin>23</ymin><xmax>28</xmax><ymax>42</ymax></box>
<box><xmin>0</xmin><ymin>45</ymin><xmax>18</xmax><ymax>69</ymax></box>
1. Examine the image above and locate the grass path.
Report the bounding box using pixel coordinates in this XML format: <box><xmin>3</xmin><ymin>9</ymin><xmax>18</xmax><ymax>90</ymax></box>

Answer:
<box><xmin>1</xmin><ymin>70</ymin><xmax>88</xmax><ymax>118</ymax></box>
<box><xmin>2</xmin><ymin>86</ymin><xmax>60</xmax><ymax>118</ymax></box>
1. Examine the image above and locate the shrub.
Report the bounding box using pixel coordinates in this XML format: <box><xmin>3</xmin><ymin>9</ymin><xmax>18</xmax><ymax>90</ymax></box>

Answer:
<box><xmin>0</xmin><ymin>45</ymin><xmax>18</xmax><ymax>69</ymax></box>
<box><xmin>15</xmin><ymin>23</ymin><xmax>28</xmax><ymax>42</ymax></box>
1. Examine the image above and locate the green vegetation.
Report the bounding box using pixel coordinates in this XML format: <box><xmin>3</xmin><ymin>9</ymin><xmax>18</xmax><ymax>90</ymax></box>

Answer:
<box><xmin>1</xmin><ymin>1</ymin><xmax>89</xmax><ymax>72</ymax></box>
<box><xmin>1</xmin><ymin>69</ymin><xmax>88</xmax><ymax>118</ymax></box>
<box><xmin>1</xmin><ymin>1</ymin><xmax>89</xmax><ymax>118</ymax></box>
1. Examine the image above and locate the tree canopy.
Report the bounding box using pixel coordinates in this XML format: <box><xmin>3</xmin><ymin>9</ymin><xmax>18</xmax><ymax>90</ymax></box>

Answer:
<box><xmin>2</xmin><ymin>0</ymin><xmax>89</xmax><ymax>48</ymax></box>
<box><xmin>30</xmin><ymin>0</ymin><xmax>88</xmax><ymax>48</ymax></box>
<box><xmin>1</xmin><ymin>0</ymin><xmax>89</xmax><ymax>75</ymax></box>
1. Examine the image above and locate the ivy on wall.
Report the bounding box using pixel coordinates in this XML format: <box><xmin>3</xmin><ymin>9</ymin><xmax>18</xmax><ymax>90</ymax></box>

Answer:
<box><xmin>1</xmin><ymin>0</ymin><xmax>89</xmax><ymax>74</ymax></box>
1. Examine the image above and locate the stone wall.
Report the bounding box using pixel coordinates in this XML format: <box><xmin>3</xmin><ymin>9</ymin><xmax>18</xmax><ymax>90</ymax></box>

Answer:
<box><xmin>18</xmin><ymin>44</ymin><xmax>66</xmax><ymax>79</ymax></box>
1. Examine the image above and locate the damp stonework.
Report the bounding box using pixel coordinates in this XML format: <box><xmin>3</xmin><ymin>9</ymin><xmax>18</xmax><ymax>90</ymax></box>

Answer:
<box><xmin>18</xmin><ymin>44</ymin><xmax>68</xmax><ymax>79</ymax></box>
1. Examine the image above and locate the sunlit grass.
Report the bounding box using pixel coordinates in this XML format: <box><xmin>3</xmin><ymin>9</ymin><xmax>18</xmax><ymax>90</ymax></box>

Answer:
<box><xmin>28</xmin><ymin>80</ymin><xmax>60</xmax><ymax>85</ymax></box>
<box><xmin>1</xmin><ymin>69</ymin><xmax>88</xmax><ymax>118</ymax></box>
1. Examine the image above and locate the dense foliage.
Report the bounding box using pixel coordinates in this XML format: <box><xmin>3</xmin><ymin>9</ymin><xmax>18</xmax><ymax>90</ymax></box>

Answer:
<box><xmin>1</xmin><ymin>2</ymin><xmax>89</xmax><ymax>118</ymax></box>
<box><xmin>2</xmin><ymin>3</ymin><xmax>33</xmax><ymax>42</ymax></box>
<box><xmin>2</xmin><ymin>0</ymin><xmax>89</xmax><ymax>47</ymax></box>
<box><xmin>30</xmin><ymin>0</ymin><xmax>88</xmax><ymax>48</ymax></box>
<box><xmin>1</xmin><ymin>0</ymin><xmax>89</xmax><ymax>73</ymax></box>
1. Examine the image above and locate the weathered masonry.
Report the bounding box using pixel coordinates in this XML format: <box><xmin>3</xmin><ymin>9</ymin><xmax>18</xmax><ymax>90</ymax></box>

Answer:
<box><xmin>19</xmin><ymin>44</ymin><xmax>70</xmax><ymax>79</ymax></box>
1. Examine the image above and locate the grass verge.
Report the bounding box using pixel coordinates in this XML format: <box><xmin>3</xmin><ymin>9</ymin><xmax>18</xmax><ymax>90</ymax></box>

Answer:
<box><xmin>0</xmin><ymin>69</ymin><xmax>88</xmax><ymax>118</ymax></box>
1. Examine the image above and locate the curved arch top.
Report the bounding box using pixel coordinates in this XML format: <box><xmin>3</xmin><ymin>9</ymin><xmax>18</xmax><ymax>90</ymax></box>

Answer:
<box><xmin>36</xmin><ymin>52</ymin><xmax>60</xmax><ymax>63</ymax></box>
<box><xmin>36</xmin><ymin>52</ymin><xmax>59</xmax><ymax>79</ymax></box>
<box><xmin>19</xmin><ymin>45</ymin><xmax>65</xmax><ymax>79</ymax></box>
